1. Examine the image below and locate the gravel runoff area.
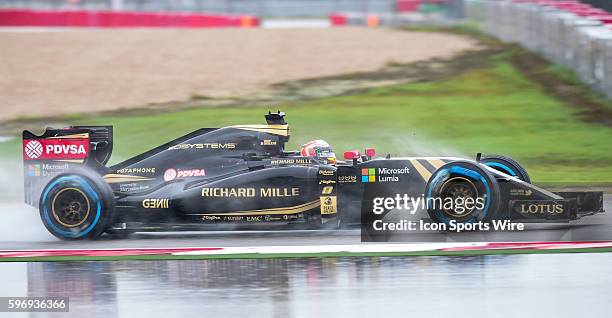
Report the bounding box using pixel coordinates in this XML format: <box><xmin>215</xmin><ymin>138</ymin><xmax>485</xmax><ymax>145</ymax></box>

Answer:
<box><xmin>0</xmin><ymin>27</ymin><xmax>479</xmax><ymax>121</ymax></box>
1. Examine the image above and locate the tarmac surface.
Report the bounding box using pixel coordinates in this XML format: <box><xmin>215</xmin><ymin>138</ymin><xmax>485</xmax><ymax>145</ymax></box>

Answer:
<box><xmin>0</xmin><ymin>195</ymin><xmax>610</xmax><ymax>249</ymax></box>
<box><xmin>0</xmin><ymin>195</ymin><xmax>611</xmax><ymax>318</ymax></box>
<box><xmin>1</xmin><ymin>253</ymin><xmax>612</xmax><ymax>318</ymax></box>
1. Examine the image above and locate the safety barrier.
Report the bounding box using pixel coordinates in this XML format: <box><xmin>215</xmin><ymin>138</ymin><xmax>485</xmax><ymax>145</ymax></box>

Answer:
<box><xmin>396</xmin><ymin>0</ymin><xmax>422</xmax><ymax>13</ymax></box>
<box><xmin>481</xmin><ymin>0</ymin><xmax>612</xmax><ymax>99</ymax></box>
<box><xmin>329</xmin><ymin>12</ymin><xmax>458</xmax><ymax>27</ymax></box>
<box><xmin>329</xmin><ymin>0</ymin><xmax>460</xmax><ymax>28</ymax></box>
<box><xmin>0</xmin><ymin>9</ymin><xmax>259</xmax><ymax>28</ymax></box>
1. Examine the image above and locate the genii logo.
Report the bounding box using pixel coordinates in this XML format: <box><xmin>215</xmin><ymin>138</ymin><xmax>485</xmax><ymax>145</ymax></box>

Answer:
<box><xmin>23</xmin><ymin>139</ymin><xmax>89</xmax><ymax>160</ymax></box>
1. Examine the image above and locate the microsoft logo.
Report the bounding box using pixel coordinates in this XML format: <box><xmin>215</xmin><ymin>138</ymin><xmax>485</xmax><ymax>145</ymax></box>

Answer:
<box><xmin>361</xmin><ymin>168</ymin><xmax>375</xmax><ymax>183</ymax></box>
<box><xmin>27</xmin><ymin>164</ymin><xmax>41</xmax><ymax>177</ymax></box>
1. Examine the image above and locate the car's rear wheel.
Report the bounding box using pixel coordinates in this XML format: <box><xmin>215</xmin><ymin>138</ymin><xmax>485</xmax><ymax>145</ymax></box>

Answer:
<box><xmin>39</xmin><ymin>171</ymin><xmax>114</xmax><ymax>240</ymax></box>
<box><xmin>480</xmin><ymin>154</ymin><xmax>531</xmax><ymax>183</ymax></box>
<box><xmin>426</xmin><ymin>161</ymin><xmax>501</xmax><ymax>225</ymax></box>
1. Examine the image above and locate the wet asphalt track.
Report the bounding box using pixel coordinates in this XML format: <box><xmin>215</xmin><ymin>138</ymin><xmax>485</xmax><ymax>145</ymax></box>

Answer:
<box><xmin>0</xmin><ymin>194</ymin><xmax>610</xmax><ymax>250</ymax></box>
<box><xmin>2</xmin><ymin>253</ymin><xmax>612</xmax><ymax>318</ymax></box>
<box><xmin>2</xmin><ymin>196</ymin><xmax>612</xmax><ymax>318</ymax></box>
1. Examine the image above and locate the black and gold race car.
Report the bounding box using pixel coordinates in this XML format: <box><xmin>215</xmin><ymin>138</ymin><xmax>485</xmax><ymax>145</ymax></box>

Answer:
<box><xmin>22</xmin><ymin>112</ymin><xmax>604</xmax><ymax>239</ymax></box>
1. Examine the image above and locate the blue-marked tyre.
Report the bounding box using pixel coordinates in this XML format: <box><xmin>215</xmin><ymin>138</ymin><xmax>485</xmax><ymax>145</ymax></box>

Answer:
<box><xmin>39</xmin><ymin>170</ymin><xmax>114</xmax><ymax>240</ymax></box>
<box><xmin>426</xmin><ymin>161</ymin><xmax>501</xmax><ymax>225</ymax></box>
<box><xmin>480</xmin><ymin>154</ymin><xmax>531</xmax><ymax>183</ymax></box>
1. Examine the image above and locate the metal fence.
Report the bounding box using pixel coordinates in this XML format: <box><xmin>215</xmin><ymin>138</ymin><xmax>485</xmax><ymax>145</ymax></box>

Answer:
<box><xmin>467</xmin><ymin>0</ymin><xmax>612</xmax><ymax>99</ymax></box>
<box><xmin>464</xmin><ymin>0</ymin><xmax>485</xmax><ymax>21</ymax></box>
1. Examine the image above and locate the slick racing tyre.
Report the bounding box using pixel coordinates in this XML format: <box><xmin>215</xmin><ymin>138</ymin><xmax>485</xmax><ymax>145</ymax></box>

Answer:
<box><xmin>426</xmin><ymin>161</ymin><xmax>501</xmax><ymax>225</ymax></box>
<box><xmin>480</xmin><ymin>154</ymin><xmax>531</xmax><ymax>183</ymax></box>
<box><xmin>39</xmin><ymin>170</ymin><xmax>115</xmax><ymax>240</ymax></box>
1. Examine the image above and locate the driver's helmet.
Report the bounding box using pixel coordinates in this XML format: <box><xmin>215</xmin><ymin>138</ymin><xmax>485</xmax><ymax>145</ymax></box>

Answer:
<box><xmin>300</xmin><ymin>140</ymin><xmax>337</xmax><ymax>165</ymax></box>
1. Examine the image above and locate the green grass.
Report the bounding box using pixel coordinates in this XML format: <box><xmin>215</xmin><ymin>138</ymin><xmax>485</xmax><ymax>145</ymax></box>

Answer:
<box><xmin>2</xmin><ymin>51</ymin><xmax>611</xmax><ymax>185</ymax></box>
<box><xmin>2</xmin><ymin>247</ymin><xmax>612</xmax><ymax>262</ymax></box>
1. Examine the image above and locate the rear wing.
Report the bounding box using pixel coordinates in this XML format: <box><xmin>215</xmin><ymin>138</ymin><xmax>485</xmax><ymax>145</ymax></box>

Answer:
<box><xmin>22</xmin><ymin>126</ymin><xmax>113</xmax><ymax>206</ymax></box>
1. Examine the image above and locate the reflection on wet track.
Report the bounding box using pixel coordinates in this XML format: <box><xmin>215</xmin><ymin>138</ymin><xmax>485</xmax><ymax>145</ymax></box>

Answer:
<box><xmin>1</xmin><ymin>253</ymin><xmax>612</xmax><ymax>318</ymax></box>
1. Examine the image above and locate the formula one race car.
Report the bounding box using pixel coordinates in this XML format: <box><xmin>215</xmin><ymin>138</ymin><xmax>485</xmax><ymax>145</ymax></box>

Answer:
<box><xmin>22</xmin><ymin>112</ymin><xmax>604</xmax><ymax>240</ymax></box>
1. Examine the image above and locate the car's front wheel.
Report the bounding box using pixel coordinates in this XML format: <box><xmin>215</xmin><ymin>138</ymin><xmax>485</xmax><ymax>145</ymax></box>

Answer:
<box><xmin>426</xmin><ymin>161</ymin><xmax>501</xmax><ymax>225</ymax></box>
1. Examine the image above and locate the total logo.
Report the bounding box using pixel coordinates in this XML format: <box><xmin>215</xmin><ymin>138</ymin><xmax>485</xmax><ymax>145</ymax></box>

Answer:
<box><xmin>361</xmin><ymin>167</ymin><xmax>410</xmax><ymax>183</ymax></box>
<box><xmin>164</xmin><ymin>168</ymin><xmax>206</xmax><ymax>181</ymax></box>
<box><xmin>23</xmin><ymin>139</ymin><xmax>89</xmax><ymax>160</ymax></box>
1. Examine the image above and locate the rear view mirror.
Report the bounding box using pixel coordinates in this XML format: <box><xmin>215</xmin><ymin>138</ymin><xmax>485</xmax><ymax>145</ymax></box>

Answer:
<box><xmin>343</xmin><ymin>150</ymin><xmax>360</xmax><ymax>160</ymax></box>
<box><xmin>365</xmin><ymin>148</ymin><xmax>376</xmax><ymax>157</ymax></box>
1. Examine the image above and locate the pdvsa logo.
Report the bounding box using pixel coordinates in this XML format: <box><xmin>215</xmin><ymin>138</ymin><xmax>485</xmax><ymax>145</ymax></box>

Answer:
<box><xmin>164</xmin><ymin>168</ymin><xmax>206</xmax><ymax>181</ymax></box>
<box><xmin>24</xmin><ymin>140</ymin><xmax>43</xmax><ymax>159</ymax></box>
<box><xmin>46</xmin><ymin>144</ymin><xmax>86</xmax><ymax>155</ymax></box>
<box><xmin>23</xmin><ymin>139</ymin><xmax>89</xmax><ymax>160</ymax></box>
<box><xmin>163</xmin><ymin>169</ymin><xmax>178</xmax><ymax>181</ymax></box>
